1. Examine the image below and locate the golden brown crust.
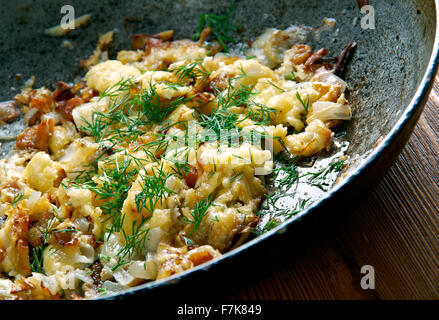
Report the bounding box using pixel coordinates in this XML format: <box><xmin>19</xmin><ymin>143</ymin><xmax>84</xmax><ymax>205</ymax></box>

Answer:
<box><xmin>304</xmin><ymin>48</ymin><xmax>330</xmax><ymax>72</ymax></box>
<box><xmin>16</xmin><ymin>118</ymin><xmax>54</xmax><ymax>151</ymax></box>
<box><xmin>12</xmin><ymin>212</ymin><xmax>31</xmax><ymax>276</ymax></box>
<box><xmin>0</xmin><ymin>101</ymin><xmax>20</xmax><ymax>123</ymax></box>
<box><xmin>0</xmin><ymin>208</ymin><xmax>31</xmax><ymax>277</ymax></box>
<box><xmin>29</xmin><ymin>90</ymin><xmax>54</xmax><ymax>113</ymax></box>
<box><xmin>291</xmin><ymin>44</ymin><xmax>313</xmax><ymax>65</ymax></box>
<box><xmin>56</xmin><ymin>97</ymin><xmax>85</xmax><ymax>121</ymax></box>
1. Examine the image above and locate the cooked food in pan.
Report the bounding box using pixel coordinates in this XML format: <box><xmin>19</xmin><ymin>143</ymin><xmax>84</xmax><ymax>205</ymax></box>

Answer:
<box><xmin>0</xmin><ymin>10</ymin><xmax>352</xmax><ymax>299</ymax></box>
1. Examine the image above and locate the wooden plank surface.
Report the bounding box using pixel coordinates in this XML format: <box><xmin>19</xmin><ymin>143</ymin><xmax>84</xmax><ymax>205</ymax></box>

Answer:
<box><xmin>228</xmin><ymin>75</ymin><xmax>439</xmax><ymax>300</ymax></box>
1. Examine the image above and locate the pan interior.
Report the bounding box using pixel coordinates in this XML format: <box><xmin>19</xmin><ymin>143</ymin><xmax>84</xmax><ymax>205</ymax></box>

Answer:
<box><xmin>0</xmin><ymin>0</ymin><xmax>436</xmax><ymax>295</ymax></box>
<box><xmin>0</xmin><ymin>0</ymin><xmax>435</xmax><ymax>157</ymax></box>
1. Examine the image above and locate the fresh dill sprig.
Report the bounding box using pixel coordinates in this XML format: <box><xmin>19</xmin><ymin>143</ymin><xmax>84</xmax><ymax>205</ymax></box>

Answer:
<box><xmin>31</xmin><ymin>246</ymin><xmax>46</xmax><ymax>273</ymax></box>
<box><xmin>276</xmin><ymin>152</ymin><xmax>298</xmax><ymax>166</ymax></box>
<box><xmin>259</xmin><ymin>219</ymin><xmax>281</xmax><ymax>234</ymax></box>
<box><xmin>113</xmin><ymin>219</ymin><xmax>150</xmax><ymax>271</ymax></box>
<box><xmin>11</xmin><ymin>191</ymin><xmax>25</xmax><ymax>207</ymax></box>
<box><xmin>240</xmin><ymin>102</ymin><xmax>276</xmax><ymax>126</ymax></box>
<box><xmin>112</xmin><ymin>257</ymin><xmax>131</xmax><ymax>272</ymax></box>
<box><xmin>30</xmin><ymin>211</ymin><xmax>78</xmax><ymax>273</ymax></box>
<box><xmin>68</xmin><ymin>74</ymin><xmax>197</xmax><ymax>254</ymax></box>
<box><xmin>81</xmin><ymin>79</ymin><xmax>193</xmax><ymax>146</ymax></box>
<box><xmin>134</xmin><ymin>165</ymin><xmax>176</xmax><ymax>215</ymax></box>
<box><xmin>182</xmin><ymin>193</ymin><xmax>215</xmax><ymax>233</ymax></box>
<box><xmin>296</xmin><ymin>92</ymin><xmax>310</xmax><ymax>115</ymax></box>
<box><xmin>193</xmin><ymin>0</ymin><xmax>238</xmax><ymax>52</ymax></box>
<box><xmin>99</xmin><ymin>77</ymin><xmax>135</xmax><ymax>99</ymax></box>
<box><xmin>285</xmin><ymin>70</ymin><xmax>297</xmax><ymax>82</ymax></box>
<box><xmin>267</xmin><ymin>80</ymin><xmax>285</xmax><ymax>93</ymax></box>
<box><xmin>199</xmin><ymin>107</ymin><xmax>238</xmax><ymax>137</ymax></box>
<box><xmin>70</xmin><ymin>154</ymin><xmax>140</xmax><ymax>234</ymax></box>
<box><xmin>199</xmin><ymin>81</ymin><xmax>256</xmax><ymax>136</ymax></box>
<box><xmin>173</xmin><ymin>61</ymin><xmax>211</xmax><ymax>84</ymax></box>
<box><xmin>135</xmin><ymin>82</ymin><xmax>190</xmax><ymax>124</ymax></box>
<box><xmin>166</xmin><ymin>158</ymin><xmax>193</xmax><ymax>180</ymax></box>
<box><xmin>230</xmin><ymin>170</ymin><xmax>245</xmax><ymax>183</ymax></box>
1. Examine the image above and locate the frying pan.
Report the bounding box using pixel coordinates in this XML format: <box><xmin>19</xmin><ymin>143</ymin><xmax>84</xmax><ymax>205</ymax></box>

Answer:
<box><xmin>0</xmin><ymin>0</ymin><xmax>438</xmax><ymax>300</ymax></box>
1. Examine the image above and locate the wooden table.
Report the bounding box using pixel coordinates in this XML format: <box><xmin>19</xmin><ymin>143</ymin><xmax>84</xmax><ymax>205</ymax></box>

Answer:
<box><xmin>228</xmin><ymin>76</ymin><xmax>439</xmax><ymax>300</ymax></box>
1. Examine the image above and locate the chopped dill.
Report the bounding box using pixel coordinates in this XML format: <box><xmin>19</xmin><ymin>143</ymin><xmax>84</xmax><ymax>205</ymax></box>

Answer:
<box><xmin>267</xmin><ymin>80</ymin><xmax>285</xmax><ymax>93</ymax></box>
<box><xmin>273</xmin><ymin>164</ymin><xmax>300</xmax><ymax>190</ymax></box>
<box><xmin>97</xmin><ymin>288</ymin><xmax>108</xmax><ymax>295</ymax></box>
<box><xmin>303</xmin><ymin>159</ymin><xmax>346</xmax><ymax>191</ymax></box>
<box><xmin>254</xmin><ymin>196</ymin><xmax>312</xmax><ymax>235</ymax></box>
<box><xmin>296</xmin><ymin>92</ymin><xmax>310</xmax><ymax>115</ymax></box>
<box><xmin>230</xmin><ymin>171</ymin><xmax>245</xmax><ymax>183</ymax></box>
<box><xmin>11</xmin><ymin>191</ymin><xmax>25</xmax><ymax>207</ymax></box>
<box><xmin>285</xmin><ymin>70</ymin><xmax>297</xmax><ymax>82</ymax></box>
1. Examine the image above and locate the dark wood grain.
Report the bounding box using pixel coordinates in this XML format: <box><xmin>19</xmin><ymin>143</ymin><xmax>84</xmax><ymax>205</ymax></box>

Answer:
<box><xmin>228</xmin><ymin>76</ymin><xmax>439</xmax><ymax>300</ymax></box>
